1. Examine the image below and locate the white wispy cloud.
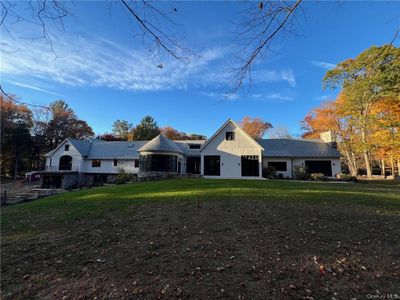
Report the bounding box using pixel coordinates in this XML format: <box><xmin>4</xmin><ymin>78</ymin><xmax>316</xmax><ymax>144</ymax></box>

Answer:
<box><xmin>1</xmin><ymin>33</ymin><xmax>298</xmax><ymax>92</ymax></box>
<box><xmin>315</xmin><ymin>94</ymin><xmax>334</xmax><ymax>101</ymax></box>
<box><xmin>251</xmin><ymin>93</ymin><xmax>293</xmax><ymax>102</ymax></box>
<box><xmin>253</xmin><ymin>69</ymin><xmax>296</xmax><ymax>87</ymax></box>
<box><xmin>5</xmin><ymin>80</ymin><xmax>64</xmax><ymax>96</ymax></box>
<box><xmin>311</xmin><ymin>60</ymin><xmax>336</xmax><ymax>70</ymax></box>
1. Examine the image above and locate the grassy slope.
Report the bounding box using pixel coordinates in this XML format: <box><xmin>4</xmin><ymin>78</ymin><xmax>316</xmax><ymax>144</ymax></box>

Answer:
<box><xmin>2</xmin><ymin>179</ymin><xmax>400</xmax><ymax>237</ymax></box>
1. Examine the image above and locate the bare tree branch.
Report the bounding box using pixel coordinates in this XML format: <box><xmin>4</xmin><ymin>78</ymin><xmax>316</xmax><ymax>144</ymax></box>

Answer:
<box><xmin>229</xmin><ymin>0</ymin><xmax>303</xmax><ymax>92</ymax></box>
<box><xmin>120</xmin><ymin>0</ymin><xmax>194</xmax><ymax>63</ymax></box>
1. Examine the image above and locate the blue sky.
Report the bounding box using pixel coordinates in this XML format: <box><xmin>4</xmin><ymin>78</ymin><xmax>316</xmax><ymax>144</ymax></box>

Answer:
<box><xmin>1</xmin><ymin>1</ymin><xmax>399</xmax><ymax>137</ymax></box>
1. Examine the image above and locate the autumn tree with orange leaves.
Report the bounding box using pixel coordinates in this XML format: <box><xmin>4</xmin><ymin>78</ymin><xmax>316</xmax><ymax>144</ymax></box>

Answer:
<box><xmin>303</xmin><ymin>44</ymin><xmax>400</xmax><ymax>177</ymax></box>
<box><xmin>240</xmin><ymin>117</ymin><xmax>273</xmax><ymax>139</ymax></box>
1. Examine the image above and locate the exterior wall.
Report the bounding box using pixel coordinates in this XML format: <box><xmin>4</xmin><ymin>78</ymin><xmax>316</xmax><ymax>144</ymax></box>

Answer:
<box><xmin>292</xmin><ymin>158</ymin><xmax>341</xmax><ymax>178</ymax></box>
<box><xmin>82</xmin><ymin>159</ymin><xmax>139</xmax><ymax>174</ymax></box>
<box><xmin>262</xmin><ymin>158</ymin><xmax>292</xmax><ymax>178</ymax></box>
<box><xmin>201</xmin><ymin>122</ymin><xmax>263</xmax><ymax>179</ymax></box>
<box><xmin>45</xmin><ymin>140</ymin><xmax>84</xmax><ymax>172</ymax></box>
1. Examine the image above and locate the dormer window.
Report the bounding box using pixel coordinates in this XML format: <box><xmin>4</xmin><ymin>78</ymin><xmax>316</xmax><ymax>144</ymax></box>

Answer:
<box><xmin>189</xmin><ymin>144</ymin><xmax>200</xmax><ymax>149</ymax></box>
<box><xmin>65</xmin><ymin>144</ymin><xmax>70</xmax><ymax>151</ymax></box>
<box><xmin>226</xmin><ymin>132</ymin><xmax>235</xmax><ymax>141</ymax></box>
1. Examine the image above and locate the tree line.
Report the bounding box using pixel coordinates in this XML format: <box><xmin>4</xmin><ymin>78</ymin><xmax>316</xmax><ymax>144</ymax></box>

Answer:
<box><xmin>1</xmin><ymin>93</ymin><xmax>275</xmax><ymax>179</ymax></box>
<box><xmin>302</xmin><ymin>45</ymin><xmax>400</xmax><ymax>177</ymax></box>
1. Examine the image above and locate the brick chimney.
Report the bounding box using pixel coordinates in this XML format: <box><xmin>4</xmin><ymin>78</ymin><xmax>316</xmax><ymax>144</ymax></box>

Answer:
<box><xmin>320</xmin><ymin>131</ymin><xmax>337</xmax><ymax>149</ymax></box>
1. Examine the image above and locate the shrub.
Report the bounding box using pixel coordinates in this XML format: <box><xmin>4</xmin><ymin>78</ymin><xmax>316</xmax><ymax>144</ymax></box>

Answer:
<box><xmin>262</xmin><ymin>166</ymin><xmax>276</xmax><ymax>179</ymax></box>
<box><xmin>116</xmin><ymin>168</ymin><xmax>134</xmax><ymax>184</ymax></box>
<box><xmin>294</xmin><ymin>166</ymin><xmax>310</xmax><ymax>180</ymax></box>
<box><xmin>310</xmin><ymin>173</ymin><xmax>327</xmax><ymax>181</ymax></box>
<box><xmin>337</xmin><ymin>174</ymin><xmax>358</xmax><ymax>182</ymax></box>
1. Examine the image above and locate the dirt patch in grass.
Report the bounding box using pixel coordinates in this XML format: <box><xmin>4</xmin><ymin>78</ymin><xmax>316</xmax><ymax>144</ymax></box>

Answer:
<box><xmin>2</xmin><ymin>199</ymin><xmax>400</xmax><ymax>299</ymax></box>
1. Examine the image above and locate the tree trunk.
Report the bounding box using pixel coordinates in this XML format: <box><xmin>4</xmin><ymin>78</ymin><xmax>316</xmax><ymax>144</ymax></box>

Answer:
<box><xmin>397</xmin><ymin>160</ymin><xmax>400</xmax><ymax>177</ymax></box>
<box><xmin>381</xmin><ymin>159</ymin><xmax>385</xmax><ymax>177</ymax></box>
<box><xmin>390</xmin><ymin>153</ymin><xmax>395</xmax><ymax>177</ymax></box>
<box><xmin>363</xmin><ymin>150</ymin><xmax>372</xmax><ymax>178</ymax></box>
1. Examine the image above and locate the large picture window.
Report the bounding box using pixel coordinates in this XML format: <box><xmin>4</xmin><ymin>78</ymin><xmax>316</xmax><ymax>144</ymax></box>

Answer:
<box><xmin>305</xmin><ymin>160</ymin><xmax>332</xmax><ymax>176</ymax></box>
<box><xmin>241</xmin><ymin>156</ymin><xmax>259</xmax><ymax>176</ymax></box>
<box><xmin>268</xmin><ymin>161</ymin><xmax>287</xmax><ymax>171</ymax></box>
<box><xmin>186</xmin><ymin>157</ymin><xmax>201</xmax><ymax>174</ymax></box>
<box><xmin>139</xmin><ymin>154</ymin><xmax>178</xmax><ymax>173</ymax></box>
<box><xmin>204</xmin><ymin>156</ymin><xmax>220</xmax><ymax>176</ymax></box>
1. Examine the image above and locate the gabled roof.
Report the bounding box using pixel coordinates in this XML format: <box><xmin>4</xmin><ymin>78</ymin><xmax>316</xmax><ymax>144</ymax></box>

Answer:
<box><xmin>138</xmin><ymin>134</ymin><xmax>184</xmax><ymax>154</ymax></box>
<box><xmin>258</xmin><ymin>138</ymin><xmax>340</xmax><ymax>158</ymax></box>
<box><xmin>200</xmin><ymin>119</ymin><xmax>264</xmax><ymax>151</ymax></box>
<box><xmin>44</xmin><ymin>138</ymin><xmax>92</xmax><ymax>157</ymax></box>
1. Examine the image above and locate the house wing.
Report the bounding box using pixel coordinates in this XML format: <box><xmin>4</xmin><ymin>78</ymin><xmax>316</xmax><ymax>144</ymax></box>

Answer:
<box><xmin>200</xmin><ymin>119</ymin><xmax>264</xmax><ymax>152</ymax></box>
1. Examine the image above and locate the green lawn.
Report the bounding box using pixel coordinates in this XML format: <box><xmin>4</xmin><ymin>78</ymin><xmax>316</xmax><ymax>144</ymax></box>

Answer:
<box><xmin>2</xmin><ymin>179</ymin><xmax>400</xmax><ymax>231</ymax></box>
<box><xmin>1</xmin><ymin>179</ymin><xmax>400</xmax><ymax>299</ymax></box>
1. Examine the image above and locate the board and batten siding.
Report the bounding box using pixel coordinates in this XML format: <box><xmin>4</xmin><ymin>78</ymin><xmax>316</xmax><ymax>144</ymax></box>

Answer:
<box><xmin>201</xmin><ymin>121</ymin><xmax>263</xmax><ymax>179</ymax></box>
<box><xmin>45</xmin><ymin>140</ymin><xmax>84</xmax><ymax>172</ymax></box>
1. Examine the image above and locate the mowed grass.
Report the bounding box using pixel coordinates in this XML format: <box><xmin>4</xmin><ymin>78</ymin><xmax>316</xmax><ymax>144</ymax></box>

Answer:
<box><xmin>2</xmin><ymin>179</ymin><xmax>400</xmax><ymax>237</ymax></box>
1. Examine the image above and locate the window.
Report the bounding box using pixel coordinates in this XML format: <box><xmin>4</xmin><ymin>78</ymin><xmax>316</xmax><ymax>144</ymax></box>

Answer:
<box><xmin>189</xmin><ymin>144</ymin><xmax>201</xmax><ymax>149</ymax></box>
<box><xmin>113</xmin><ymin>159</ymin><xmax>118</xmax><ymax>167</ymax></box>
<box><xmin>92</xmin><ymin>160</ymin><xmax>101</xmax><ymax>167</ymax></box>
<box><xmin>134</xmin><ymin>159</ymin><xmax>139</xmax><ymax>168</ymax></box>
<box><xmin>204</xmin><ymin>156</ymin><xmax>220</xmax><ymax>176</ymax></box>
<box><xmin>139</xmin><ymin>155</ymin><xmax>178</xmax><ymax>172</ymax></box>
<box><xmin>268</xmin><ymin>161</ymin><xmax>287</xmax><ymax>171</ymax></box>
<box><xmin>64</xmin><ymin>144</ymin><xmax>70</xmax><ymax>151</ymax></box>
<box><xmin>241</xmin><ymin>156</ymin><xmax>259</xmax><ymax>176</ymax></box>
<box><xmin>226</xmin><ymin>132</ymin><xmax>235</xmax><ymax>140</ymax></box>
<box><xmin>305</xmin><ymin>160</ymin><xmax>332</xmax><ymax>177</ymax></box>
<box><xmin>186</xmin><ymin>157</ymin><xmax>201</xmax><ymax>174</ymax></box>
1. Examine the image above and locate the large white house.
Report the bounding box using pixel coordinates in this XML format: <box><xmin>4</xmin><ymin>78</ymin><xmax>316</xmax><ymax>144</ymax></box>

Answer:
<box><xmin>41</xmin><ymin>119</ymin><xmax>341</xmax><ymax>188</ymax></box>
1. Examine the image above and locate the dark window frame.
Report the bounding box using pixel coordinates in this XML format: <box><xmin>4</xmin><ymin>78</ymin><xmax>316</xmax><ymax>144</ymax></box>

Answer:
<box><xmin>204</xmin><ymin>155</ymin><xmax>220</xmax><ymax>176</ymax></box>
<box><xmin>92</xmin><ymin>160</ymin><xmax>101</xmax><ymax>168</ymax></box>
<box><xmin>226</xmin><ymin>132</ymin><xmax>235</xmax><ymax>141</ymax></box>
<box><xmin>113</xmin><ymin>159</ymin><xmax>118</xmax><ymax>167</ymax></box>
<box><xmin>268</xmin><ymin>161</ymin><xmax>287</xmax><ymax>172</ymax></box>
<box><xmin>64</xmin><ymin>144</ymin><xmax>70</xmax><ymax>151</ymax></box>
<box><xmin>189</xmin><ymin>144</ymin><xmax>201</xmax><ymax>149</ymax></box>
<box><xmin>134</xmin><ymin>159</ymin><xmax>139</xmax><ymax>168</ymax></box>
<box><xmin>241</xmin><ymin>155</ymin><xmax>259</xmax><ymax>177</ymax></box>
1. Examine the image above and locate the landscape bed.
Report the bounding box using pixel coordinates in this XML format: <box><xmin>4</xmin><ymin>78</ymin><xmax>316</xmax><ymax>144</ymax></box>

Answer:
<box><xmin>1</xmin><ymin>179</ymin><xmax>400</xmax><ymax>299</ymax></box>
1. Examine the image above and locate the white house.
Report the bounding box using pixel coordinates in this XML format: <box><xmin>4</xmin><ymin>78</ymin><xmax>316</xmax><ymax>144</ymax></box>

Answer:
<box><xmin>41</xmin><ymin>119</ymin><xmax>341</xmax><ymax>188</ymax></box>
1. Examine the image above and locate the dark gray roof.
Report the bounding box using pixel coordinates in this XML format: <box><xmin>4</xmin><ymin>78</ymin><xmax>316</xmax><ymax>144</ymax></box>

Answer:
<box><xmin>138</xmin><ymin>135</ymin><xmax>184</xmax><ymax>154</ymax></box>
<box><xmin>67</xmin><ymin>138</ymin><xmax>92</xmax><ymax>156</ymax></box>
<box><xmin>87</xmin><ymin>141</ymin><xmax>147</xmax><ymax>159</ymax></box>
<box><xmin>258</xmin><ymin>138</ymin><xmax>340</xmax><ymax>158</ymax></box>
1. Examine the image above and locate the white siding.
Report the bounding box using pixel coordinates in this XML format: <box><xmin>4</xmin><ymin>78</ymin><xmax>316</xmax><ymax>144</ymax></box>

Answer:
<box><xmin>201</xmin><ymin>121</ymin><xmax>263</xmax><ymax>179</ymax></box>
<box><xmin>83</xmin><ymin>159</ymin><xmax>139</xmax><ymax>174</ymax></box>
<box><xmin>45</xmin><ymin>140</ymin><xmax>84</xmax><ymax>172</ymax></box>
